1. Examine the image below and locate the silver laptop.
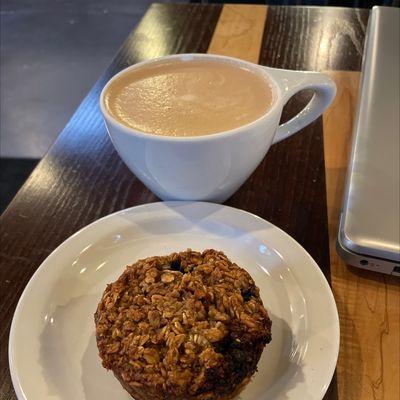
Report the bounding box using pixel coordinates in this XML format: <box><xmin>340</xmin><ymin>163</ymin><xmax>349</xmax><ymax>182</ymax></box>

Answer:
<box><xmin>337</xmin><ymin>6</ymin><xmax>400</xmax><ymax>275</ymax></box>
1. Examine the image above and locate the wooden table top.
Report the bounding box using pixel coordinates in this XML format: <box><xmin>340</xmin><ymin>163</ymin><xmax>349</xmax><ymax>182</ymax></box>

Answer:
<box><xmin>1</xmin><ymin>4</ymin><xmax>399</xmax><ymax>400</ymax></box>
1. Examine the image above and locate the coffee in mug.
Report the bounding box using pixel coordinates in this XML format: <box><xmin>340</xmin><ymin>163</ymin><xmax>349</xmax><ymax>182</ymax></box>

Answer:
<box><xmin>103</xmin><ymin>59</ymin><xmax>275</xmax><ymax>137</ymax></box>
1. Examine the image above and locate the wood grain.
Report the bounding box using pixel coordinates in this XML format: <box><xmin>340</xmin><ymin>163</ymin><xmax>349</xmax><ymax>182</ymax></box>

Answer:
<box><xmin>323</xmin><ymin>71</ymin><xmax>400</xmax><ymax>400</ymax></box>
<box><xmin>207</xmin><ymin>4</ymin><xmax>267</xmax><ymax>63</ymax></box>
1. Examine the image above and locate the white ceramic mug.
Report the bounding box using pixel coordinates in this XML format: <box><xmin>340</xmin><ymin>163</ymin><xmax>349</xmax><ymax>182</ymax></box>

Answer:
<box><xmin>100</xmin><ymin>54</ymin><xmax>336</xmax><ymax>203</ymax></box>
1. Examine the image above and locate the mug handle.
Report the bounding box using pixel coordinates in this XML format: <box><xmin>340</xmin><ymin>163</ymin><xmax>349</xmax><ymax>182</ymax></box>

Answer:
<box><xmin>263</xmin><ymin>67</ymin><xmax>336</xmax><ymax>144</ymax></box>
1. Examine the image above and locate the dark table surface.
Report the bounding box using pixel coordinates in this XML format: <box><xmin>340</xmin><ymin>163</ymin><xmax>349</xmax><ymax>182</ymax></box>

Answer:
<box><xmin>0</xmin><ymin>4</ymin><xmax>370</xmax><ymax>400</ymax></box>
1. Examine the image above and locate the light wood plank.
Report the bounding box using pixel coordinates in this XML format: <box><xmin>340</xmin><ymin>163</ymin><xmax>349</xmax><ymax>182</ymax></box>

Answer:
<box><xmin>207</xmin><ymin>4</ymin><xmax>267</xmax><ymax>63</ymax></box>
<box><xmin>324</xmin><ymin>71</ymin><xmax>400</xmax><ymax>400</ymax></box>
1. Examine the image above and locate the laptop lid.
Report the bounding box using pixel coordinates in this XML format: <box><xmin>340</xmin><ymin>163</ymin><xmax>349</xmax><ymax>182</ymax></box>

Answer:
<box><xmin>339</xmin><ymin>6</ymin><xmax>400</xmax><ymax>262</ymax></box>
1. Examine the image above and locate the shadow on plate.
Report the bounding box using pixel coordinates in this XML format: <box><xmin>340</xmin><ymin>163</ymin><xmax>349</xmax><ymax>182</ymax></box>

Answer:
<box><xmin>235</xmin><ymin>312</ymin><xmax>307</xmax><ymax>400</ymax></box>
<box><xmin>116</xmin><ymin>202</ymin><xmax>277</xmax><ymax>239</ymax></box>
<box><xmin>39</xmin><ymin>293</ymin><xmax>124</xmax><ymax>399</ymax></box>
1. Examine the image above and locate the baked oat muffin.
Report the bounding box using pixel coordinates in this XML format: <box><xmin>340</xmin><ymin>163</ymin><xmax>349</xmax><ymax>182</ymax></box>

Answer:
<box><xmin>95</xmin><ymin>249</ymin><xmax>272</xmax><ymax>400</ymax></box>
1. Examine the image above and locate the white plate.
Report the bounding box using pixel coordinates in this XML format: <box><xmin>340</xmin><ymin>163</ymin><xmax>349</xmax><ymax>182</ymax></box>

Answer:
<box><xmin>9</xmin><ymin>202</ymin><xmax>339</xmax><ymax>400</ymax></box>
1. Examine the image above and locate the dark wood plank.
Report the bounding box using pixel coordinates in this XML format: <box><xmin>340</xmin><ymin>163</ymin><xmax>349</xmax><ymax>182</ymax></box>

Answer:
<box><xmin>0</xmin><ymin>4</ymin><xmax>221</xmax><ymax>398</ymax></box>
<box><xmin>260</xmin><ymin>6</ymin><xmax>369</xmax><ymax>71</ymax></box>
<box><xmin>228</xmin><ymin>91</ymin><xmax>331</xmax><ymax>279</ymax></box>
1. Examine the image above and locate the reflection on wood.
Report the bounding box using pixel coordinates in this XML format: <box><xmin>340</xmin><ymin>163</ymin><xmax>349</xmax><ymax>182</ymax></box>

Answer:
<box><xmin>324</xmin><ymin>71</ymin><xmax>400</xmax><ymax>400</ymax></box>
<box><xmin>259</xmin><ymin>7</ymin><xmax>369</xmax><ymax>71</ymax></box>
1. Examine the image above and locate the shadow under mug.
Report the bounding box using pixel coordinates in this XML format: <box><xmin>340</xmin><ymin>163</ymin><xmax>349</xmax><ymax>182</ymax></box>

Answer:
<box><xmin>100</xmin><ymin>54</ymin><xmax>336</xmax><ymax>203</ymax></box>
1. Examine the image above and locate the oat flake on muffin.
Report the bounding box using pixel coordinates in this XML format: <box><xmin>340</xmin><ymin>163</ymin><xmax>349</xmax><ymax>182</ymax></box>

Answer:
<box><xmin>95</xmin><ymin>249</ymin><xmax>272</xmax><ymax>400</ymax></box>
